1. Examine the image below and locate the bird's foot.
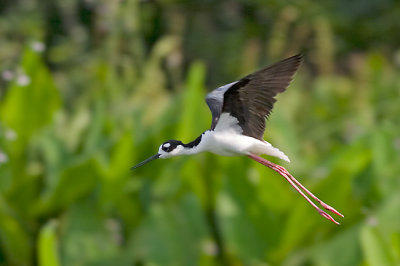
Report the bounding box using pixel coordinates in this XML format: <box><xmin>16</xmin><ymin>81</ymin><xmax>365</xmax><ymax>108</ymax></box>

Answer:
<box><xmin>318</xmin><ymin>201</ymin><xmax>344</xmax><ymax>218</ymax></box>
<box><xmin>317</xmin><ymin>208</ymin><xmax>340</xmax><ymax>225</ymax></box>
<box><xmin>248</xmin><ymin>153</ymin><xmax>343</xmax><ymax>224</ymax></box>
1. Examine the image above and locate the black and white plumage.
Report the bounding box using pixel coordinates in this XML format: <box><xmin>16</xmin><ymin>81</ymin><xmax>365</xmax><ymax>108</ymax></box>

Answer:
<box><xmin>132</xmin><ymin>54</ymin><xmax>344</xmax><ymax>224</ymax></box>
<box><xmin>206</xmin><ymin>54</ymin><xmax>302</xmax><ymax>139</ymax></box>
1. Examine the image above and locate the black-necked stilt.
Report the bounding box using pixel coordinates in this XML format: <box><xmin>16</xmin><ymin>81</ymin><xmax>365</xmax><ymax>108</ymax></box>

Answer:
<box><xmin>132</xmin><ymin>54</ymin><xmax>344</xmax><ymax>224</ymax></box>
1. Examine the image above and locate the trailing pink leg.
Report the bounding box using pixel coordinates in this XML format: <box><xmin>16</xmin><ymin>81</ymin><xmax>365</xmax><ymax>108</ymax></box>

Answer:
<box><xmin>273</xmin><ymin>163</ymin><xmax>344</xmax><ymax>217</ymax></box>
<box><xmin>248</xmin><ymin>153</ymin><xmax>343</xmax><ymax>224</ymax></box>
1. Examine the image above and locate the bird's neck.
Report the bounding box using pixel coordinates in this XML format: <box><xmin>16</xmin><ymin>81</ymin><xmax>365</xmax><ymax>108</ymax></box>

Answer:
<box><xmin>180</xmin><ymin>131</ymin><xmax>210</xmax><ymax>155</ymax></box>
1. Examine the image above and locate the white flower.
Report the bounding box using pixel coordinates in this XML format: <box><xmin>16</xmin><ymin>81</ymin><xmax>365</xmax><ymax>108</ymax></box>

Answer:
<box><xmin>17</xmin><ymin>74</ymin><xmax>31</xmax><ymax>86</ymax></box>
<box><xmin>5</xmin><ymin>129</ymin><xmax>17</xmax><ymax>141</ymax></box>
<box><xmin>0</xmin><ymin>150</ymin><xmax>8</xmax><ymax>164</ymax></box>
<box><xmin>394</xmin><ymin>138</ymin><xmax>400</xmax><ymax>151</ymax></box>
<box><xmin>31</xmin><ymin>41</ymin><xmax>46</xmax><ymax>52</ymax></box>
<box><xmin>2</xmin><ymin>70</ymin><xmax>14</xmax><ymax>81</ymax></box>
<box><xmin>367</xmin><ymin>215</ymin><xmax>378</xmax><ymax>226</ymax></box>
<box><xmin>202</xmin><ymin>239</ymin><xmax>218</xmax><ymax>256</ymax></box>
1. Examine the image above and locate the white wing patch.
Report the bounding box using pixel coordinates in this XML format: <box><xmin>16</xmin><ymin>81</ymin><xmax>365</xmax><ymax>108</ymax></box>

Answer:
<box><xmin>214</xmin><ymin>113</ymin><xmax>243</xmax><ymax>133</ymax></box>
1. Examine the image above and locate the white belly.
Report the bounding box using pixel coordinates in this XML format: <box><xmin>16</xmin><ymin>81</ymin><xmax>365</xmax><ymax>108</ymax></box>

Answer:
<box><xmin>199</xmin><ymin>131</ymin><xmax>290</xmax><ymax>162</ymax></box>
<box><xmin>190</xmin><ymin>114</ymin><xmax>289</xmax><ymax>161</ymax></box>
<box><xmin>207</xmin><ymin>132</ymin><xmax>264</xmax><ymax>156</ymax></box>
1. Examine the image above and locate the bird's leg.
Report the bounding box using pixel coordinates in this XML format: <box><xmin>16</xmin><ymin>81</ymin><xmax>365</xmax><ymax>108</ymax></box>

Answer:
<box><xmin>248</xmin><ymin>153</ymin><xmax>343</xmax><ymax>224</ymax></box>
<box><xmin>275</xmin><ymin>165</ymin><xmax>344</xmax><ymax>218</ymax></box>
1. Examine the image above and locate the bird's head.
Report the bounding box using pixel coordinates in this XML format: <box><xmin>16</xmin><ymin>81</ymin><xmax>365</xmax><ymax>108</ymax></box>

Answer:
<box><xmin>158</xmin><ymin>140</ymin><xmax>185</xmax><ymax>158</ymax></box>
<box><xmin>131</xmin><ymin>140</ymin><xmax>184</xmax><ymax>170</ymax></box>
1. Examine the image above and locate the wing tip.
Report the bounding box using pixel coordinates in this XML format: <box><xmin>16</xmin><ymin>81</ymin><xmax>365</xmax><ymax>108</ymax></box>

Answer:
<box><xmin>282</xmin><ymin>53</ymin><xmax>304</xmax><ymax>69</ymax></box>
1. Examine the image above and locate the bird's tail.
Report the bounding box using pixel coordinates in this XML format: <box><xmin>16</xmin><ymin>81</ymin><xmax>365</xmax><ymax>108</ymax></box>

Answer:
<box><xmin>263</xmin><ymin>141</ymin><xmax>290</xmax><ymax>162</ymax></box>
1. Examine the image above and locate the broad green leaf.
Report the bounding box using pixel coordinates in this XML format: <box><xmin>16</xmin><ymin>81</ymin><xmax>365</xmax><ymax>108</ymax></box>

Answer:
<box><xmin>308</xmin><ymin>225</ymin><xmax>362</xmax><ymax>266</ymax></box>
<box><xmin>178</xmin><ymin>61</ymin><xmax>208</xmax><ymax>139</ymax></box>
<box><xmin>0</xmin><ymin>196</ymin><xmax>30</xmax><ymax>265</ymax></box>
<box><xmin>360</xmin><ymin>225</ymin><xmax>396</xmax><ymax>266</ymax></box>
<box><xmin>38</xmin><ymin>220</ymin><xmax>61</xmax><ymax>266</ymax></box>
<box><xmin>100</xmin><ymin>132</ymin><xmax>135</xmax><ymax>209</ymax></box>
<box><xmin>61</xmin><ymin>202</ymin><xmax>128</xmax><ymax>266</ymax></box>
<box><xmin>129</xmin><ymin>194</ymin><xmax>208</xmax><ymax>266</ymax></box>
<box><xmin>35</xmin><ymin>158</ymin><xmax>99</xmax><ymax>215</ymax></box>
<box><xmin>217</xmin><ymin>158</ymin><xmax>280</xmax><ymax>264</ymax></box>
<box><xmin>0</xmin><ymin>47</ymin><xmax>61</xmax><ymax>141</ymax></box>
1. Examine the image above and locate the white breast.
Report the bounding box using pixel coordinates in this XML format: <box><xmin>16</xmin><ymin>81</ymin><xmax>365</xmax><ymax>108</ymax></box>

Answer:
<box><xmin>197</xmin><ymin>113</ymin><xmax>290</xmax><ymax>161</ymax></box>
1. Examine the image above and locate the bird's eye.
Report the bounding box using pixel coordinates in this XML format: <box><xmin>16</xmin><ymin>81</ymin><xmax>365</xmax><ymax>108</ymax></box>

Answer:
<box><xmin>162</xmin><ymin>143</ymin><xmax>172</xmax><ymax>152</ymax></box>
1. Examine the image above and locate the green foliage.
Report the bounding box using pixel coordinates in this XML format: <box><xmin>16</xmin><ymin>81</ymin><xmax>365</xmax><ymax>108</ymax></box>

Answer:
<box><xmin>38</xmin><ymin>220</ymin><xmax>61</xmax><ymax>266</ymax></box>
<box><xmin>0</xmin><ymin>1</ymin><xmax>400</xmax><ymax>265</ymax></box>
<box><xmin>1</xmin><ymin>48</ymin><xmax>61</xmax><ymax>140</ymax></box>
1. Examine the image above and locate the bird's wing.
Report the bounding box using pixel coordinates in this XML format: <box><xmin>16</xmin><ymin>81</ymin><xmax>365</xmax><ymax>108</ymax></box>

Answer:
<box><xmin>221</xmin><ymin>54</ymin><xmax>303</xmax><ymax>139</ymax></box>
<box><xmin>205</xmin><ymin>81</ymin><xmax>238</xmax><ymax>130</ymax></box>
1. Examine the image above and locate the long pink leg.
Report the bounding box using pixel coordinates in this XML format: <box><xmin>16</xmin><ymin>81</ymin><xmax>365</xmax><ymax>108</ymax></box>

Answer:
<box><xmin>275</xmin><ymin>164</ymin><xmax>344</xmax><ymax>217</ymax></box>
<box><xmin>248</xmin><ymin>153</ymin><xmax>343</xmax><ymax>224</ymax></box>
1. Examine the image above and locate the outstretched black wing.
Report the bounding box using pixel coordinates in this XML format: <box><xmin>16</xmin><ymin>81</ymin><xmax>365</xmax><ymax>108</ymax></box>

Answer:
<box><xmin>206</xmin><ymin>54</ymin><xmax>303</xmax><ymax>139</ymax></box>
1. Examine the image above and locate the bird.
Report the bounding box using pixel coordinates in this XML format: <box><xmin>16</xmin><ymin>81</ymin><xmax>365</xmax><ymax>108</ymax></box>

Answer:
<box><xmin>132</xmin><ymin>54</ymin><xmax>344</xmax><ymax>224</ymax></box>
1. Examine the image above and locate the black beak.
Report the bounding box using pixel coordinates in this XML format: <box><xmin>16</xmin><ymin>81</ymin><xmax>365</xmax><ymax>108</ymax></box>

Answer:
<box><xmin>131</xmin><ymin>154</ymin><xmax>160</xmax><ymax>170</ymax></box>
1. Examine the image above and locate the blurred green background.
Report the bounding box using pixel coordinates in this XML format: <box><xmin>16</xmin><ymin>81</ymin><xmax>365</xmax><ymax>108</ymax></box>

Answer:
<box><xmin>1</xmin><ymin>0</ymin><xmax>400</xmax><ymax>265</ymax></box>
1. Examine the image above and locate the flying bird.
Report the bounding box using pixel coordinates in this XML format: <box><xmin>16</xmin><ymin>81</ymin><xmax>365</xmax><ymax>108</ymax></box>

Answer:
<box><xmin>132</xmin><ymin>54</ymin><xmax>343</xmax><ymax>224</ymax></box>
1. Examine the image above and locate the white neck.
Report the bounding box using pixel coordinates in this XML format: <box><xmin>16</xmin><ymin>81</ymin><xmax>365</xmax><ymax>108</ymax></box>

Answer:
<box><xmin>176</xmin><ymin>131</ymin><xmax>212</xmax><ymax>156</ymax></box>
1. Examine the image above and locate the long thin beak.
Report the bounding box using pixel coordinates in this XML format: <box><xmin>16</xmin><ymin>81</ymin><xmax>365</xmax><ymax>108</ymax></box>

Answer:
<box><xmin>131</xmin><ymin>154</ymin><xmax>160</xmax><ymax>170</ymax></box>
